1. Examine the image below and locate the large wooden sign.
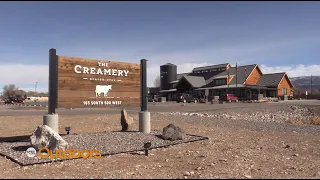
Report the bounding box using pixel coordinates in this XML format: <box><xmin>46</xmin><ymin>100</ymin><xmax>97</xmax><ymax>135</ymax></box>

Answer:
<box><xmin>56</xmin><ymin>56</ymin><xmax>140</xmax><ymax>108</ymax></box>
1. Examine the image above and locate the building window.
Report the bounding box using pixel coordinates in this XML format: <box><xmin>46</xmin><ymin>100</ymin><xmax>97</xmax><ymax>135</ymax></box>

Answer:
<box><xmin>282</xmin><ymin>88</ymin><xmax>287</xmax><ymax>96</ymax></box>
<box><xmin>215</xmin><ymin>79</ymin><xmax>226</xmax><ymax>85</ymax></box>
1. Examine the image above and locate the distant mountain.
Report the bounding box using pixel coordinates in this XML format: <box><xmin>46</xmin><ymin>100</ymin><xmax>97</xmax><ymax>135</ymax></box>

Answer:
<box><xmin>289</xmin><ymin>76</ymin><xmax>320</xmax><ymax>91</ymax></box>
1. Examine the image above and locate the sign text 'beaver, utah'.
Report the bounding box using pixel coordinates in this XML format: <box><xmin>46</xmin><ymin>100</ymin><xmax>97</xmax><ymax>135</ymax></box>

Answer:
<box><xmin>57</xmin><ymin>56</ymin><xmax>140</xmax><ymax>108</ymax></box>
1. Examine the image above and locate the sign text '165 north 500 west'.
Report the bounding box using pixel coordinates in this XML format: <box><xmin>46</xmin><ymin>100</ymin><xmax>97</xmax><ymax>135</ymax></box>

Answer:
<box><xmin>57</xmin><ymin>56</ymin><xmax>140</xmax><ymax>108</ymax></box>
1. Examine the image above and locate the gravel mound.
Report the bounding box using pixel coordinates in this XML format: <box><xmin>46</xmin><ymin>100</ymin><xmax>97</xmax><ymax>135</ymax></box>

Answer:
<box><xmin>156</xmin><ymin>105</ymin><xmax>316</xmax><ymax>124</ymax></box>
<box><xmin>0</xmin><ymin>131</ymin><xmax>207</xmax><ymax>166</ymax></box>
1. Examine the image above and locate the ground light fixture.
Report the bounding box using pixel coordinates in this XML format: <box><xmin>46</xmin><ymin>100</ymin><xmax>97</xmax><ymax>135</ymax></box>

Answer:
<box><xmin>65</xmin><ymin>127</ymin><xmax>71</xmax><ymax>135</ymax></box>
<box><xmin>144</xmin><ymin>142</ymin><xmax>152</xmax><ymax>156</ymax></box>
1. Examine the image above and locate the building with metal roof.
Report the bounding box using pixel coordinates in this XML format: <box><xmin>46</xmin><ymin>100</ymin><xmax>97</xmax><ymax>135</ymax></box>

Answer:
<box><xmin>156</xmin><ymin>62</ymin><xmax>294</xmax><ymax>101</ymax></box>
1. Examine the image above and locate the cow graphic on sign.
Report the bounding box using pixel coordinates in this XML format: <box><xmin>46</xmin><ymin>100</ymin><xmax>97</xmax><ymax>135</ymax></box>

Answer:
<box><xmin>95</xmin><ymin>85</ymin><xmax>112</xmax><ymax>97</ymax></box>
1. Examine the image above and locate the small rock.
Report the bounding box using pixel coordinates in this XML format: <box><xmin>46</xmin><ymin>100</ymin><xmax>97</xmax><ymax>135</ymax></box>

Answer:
<box><xmin>219</xmin><ymin>159</ymin><xmax>227</xmax><ymax>162</ymax></box>
<box><xmin>195</xmin><ymin>167</ymin><xmax>202</xmax><ymax>170</ymax></box>
<box><xmin>120</xmin><ymin>109</ymin><xmax>135</xmax><ymax>131</ymax></box>
<box><xmin>136</xmin><ymin>151</ymin><xmax>144</xmax><ymax>155</ymax></box>
<box><xmin>184</xmin><ymin>172</ymin><xmax>191</xmax><ymax>176</ymax></box>
<box><xmin>30</xmin><ymin>125</ymin><xmax>69</xmax><ymax>151</ymax></box>
<box><xmin>190</xmin><ymin>171</ymin><xmax>195</xmax><ymax>175</ymax></box>
<box><xmin>161</xmin><ymin>124</ymin><xmax>185</xmax><ymax>141</ymax></box>
<box><xmin>244</xmin><ymin>174</ymin><xmax>252</xmax><ymax>178</ymax></box>
<box><xmin>284</xmin><ymin>144</ymin><xmax>290</xmax><ymax>148</ymax></box>
<box><xmin>293</xmin><ymin>154</ymin><xmax>299</xmax><ymax>157</ymax></box>
<box><xmin>165</xmin><ymin>159</ymin><xmax>169</xmax><ymax>162</ymax></box>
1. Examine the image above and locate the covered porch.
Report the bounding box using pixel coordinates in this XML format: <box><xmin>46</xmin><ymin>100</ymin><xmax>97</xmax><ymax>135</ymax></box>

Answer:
<box><xmin>196</xmin><ymin>84</ymin><xmax>278</xmax><ymax>100</ymax></box>
<box><xmin>159</xmin><ymin>89</ymin><xmax>177</xmax><ymax>101</ymax></box>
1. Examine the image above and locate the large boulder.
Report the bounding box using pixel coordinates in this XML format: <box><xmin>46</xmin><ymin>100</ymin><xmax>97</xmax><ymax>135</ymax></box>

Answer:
<box><xmin>120</xmin><ymin>109</ymin><xmax>134</xmax><ymax>131</ymax></box>
<box><xmin>162</xmin><ymin>124</ymin><xmax>185</xmax><ymax>141</ymax></box>
<box><xmin>30</xmin><ymin>125</ymin><xmax>69</xmax><ymax>151</ymax></box>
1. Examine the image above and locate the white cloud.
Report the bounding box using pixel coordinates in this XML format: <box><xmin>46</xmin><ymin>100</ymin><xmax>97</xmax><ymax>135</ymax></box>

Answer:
<box><xmin>260</xmin><ymin>64</ymin><xmax>320</xmax><ymax>78</ymax></box>
<box><xmin>20</xmin><ymin>87</ymin><xmax>48</xmax><ymax>93</ymax></box>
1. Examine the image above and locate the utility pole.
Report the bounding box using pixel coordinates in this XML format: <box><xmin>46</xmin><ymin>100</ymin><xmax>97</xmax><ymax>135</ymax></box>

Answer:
<box><xmin>227</xmin><ymin>67</ymin><xmax>230</xmax><ymax>94</ymax></box>
<box><xmin>244</xmin><ymin>67</ymin><xmax>247</xmax><ymax>99</ymax></box>
<box><xmin>310</xmin><ymin>75</ymin><xmax>313</xmax><ymax>99</ymax></box>
<box><xmin>235</xmin><ymin>63</ymin><xmax>238</xmax><ymax>96</ymax></box>
<box><xmin>35</xmin><ymin>82</ymin><xmax>38</xmax><ymax>96</ymax></box>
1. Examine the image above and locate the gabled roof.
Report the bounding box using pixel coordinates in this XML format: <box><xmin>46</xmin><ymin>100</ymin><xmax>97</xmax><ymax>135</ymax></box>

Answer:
<box><xmin>192</xmin><ymin>63</ymin><xmax>230</xmax><ymax>72</ymax></box>
<box><xmin>205</xmin><ymin>64</ymin><xmax>257</xmax><ymax>85</ymax></box>
<box><xmin>257</xmin><ymin>72</ymin><xmax>293</xmax><ymax>88</ymax></box>
<box><xmin>177</xmin><ymin>73</ymin><xmax>190</xmax><ymax>80</ymax></box>
<box><xmin>180</xmin><ymin>75</ymin><xmax>206</xmax><ymax>88</ymax></box>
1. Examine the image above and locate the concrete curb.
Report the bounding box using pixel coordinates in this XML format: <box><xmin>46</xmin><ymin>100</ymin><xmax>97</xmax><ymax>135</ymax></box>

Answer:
<box><xmin>15</xmin><ymin>104</ymin><xmax>48</xmax><ymax>107</ymax></box>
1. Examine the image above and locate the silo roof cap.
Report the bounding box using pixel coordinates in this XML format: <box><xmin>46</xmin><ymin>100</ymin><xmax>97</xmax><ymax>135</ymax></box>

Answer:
<box><xmin>162</xmin><ymin>63</ymin><xmax>177</xmax><ymax>66</ymax></box>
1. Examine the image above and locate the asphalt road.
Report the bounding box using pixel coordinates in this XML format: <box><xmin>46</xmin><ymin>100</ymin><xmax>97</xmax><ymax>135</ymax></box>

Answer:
<box><xmin>1</xmin><ymin>100</ymin><xmax>319</xmax><ymax>117</ymax></box>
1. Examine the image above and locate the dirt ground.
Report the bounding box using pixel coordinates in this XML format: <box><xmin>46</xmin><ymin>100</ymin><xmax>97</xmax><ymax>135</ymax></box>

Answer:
<box><xmin>0</xmin><ymin>112</ymin><xmax>320</xmax><ymax>179</ymax></box>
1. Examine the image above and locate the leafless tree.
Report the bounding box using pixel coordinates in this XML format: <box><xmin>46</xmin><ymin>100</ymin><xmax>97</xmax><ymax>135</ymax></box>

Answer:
<box><xmin>3</xmin><ymin>84</ymin><xmax>19</xmax><ymax>97</ymax></box>
<box><xmin>2</xmin><ymin>84</ymin><xmax>48</xmax><ymax>98</ymax></box>
<box><xmin>15</xmin><ymin>89</ymin><xmax>27</xmax><ymax>96</ymax></box>
<box><xmin>153</xmin><ymin>75</ymin><xmax>161</xmax><ymax>87</ymax></box>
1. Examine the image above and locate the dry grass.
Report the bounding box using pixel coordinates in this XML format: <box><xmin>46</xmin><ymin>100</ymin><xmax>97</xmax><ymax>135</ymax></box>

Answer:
<box><xmin>286</xmin><ymin>116</ymin><xmax>320</xmax><ymax>125</ymax></box>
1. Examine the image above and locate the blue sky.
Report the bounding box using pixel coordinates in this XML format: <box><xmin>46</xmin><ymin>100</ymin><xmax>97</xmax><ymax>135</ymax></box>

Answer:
<box><xmin>1</xmin><ymin>1</ymin><xmax>320</xmax><ymax>93</ymax></box>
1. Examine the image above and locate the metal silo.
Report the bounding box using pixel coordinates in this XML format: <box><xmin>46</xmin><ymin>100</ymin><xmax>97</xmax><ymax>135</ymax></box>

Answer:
<box><xmin>160</xmin><ymin>63</ymin><xmax>177</xmax><ymax>91</ymax></box>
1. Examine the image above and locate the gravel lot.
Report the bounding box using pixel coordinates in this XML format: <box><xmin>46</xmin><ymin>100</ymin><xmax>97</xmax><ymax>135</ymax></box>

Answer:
<box><xmin>0</xmin><ymin>101</ymin><xmax>319</xmax><ymax>178</ymax></box>
<box><xmin>0</xmin><ymin>131</ymin><xmax>207</xmax><ymax>166</ymax></box>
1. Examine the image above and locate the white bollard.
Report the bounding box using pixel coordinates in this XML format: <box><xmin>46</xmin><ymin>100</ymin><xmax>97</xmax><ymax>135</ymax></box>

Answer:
<box><xmin>139</xmin><ymin>111</ymin><xmax>150</xmax><ymax>133</ymax></box>
<box><xmin>43</xmin><ymin>114</ymin><xmax>59</xmax><ymax>134</ymax></box>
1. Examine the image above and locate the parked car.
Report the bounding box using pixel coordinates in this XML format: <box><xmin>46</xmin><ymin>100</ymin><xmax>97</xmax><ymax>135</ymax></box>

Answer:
<box><xmin>4</xmin><ymin>97</ymin><xmax>15</xmax><ymax>104</ymax></box>
<box><xmin>4</xmin><ymin>95</ymin><xmax>25</xmax><ymax>104</ymax></box>
<box><xmin>176</xmin><ymin>93</ymin><xmax>198</xmax><ymax>103</ymax></box>
<box><xmin>14</xmin><ymin>95</ymin><xmax>25</xmax><ymax>103</ymax></box>
<box><xmin>219</xmin><ymin>94</ymin><xmax>238</xmax><ymax>102</ymax></box>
